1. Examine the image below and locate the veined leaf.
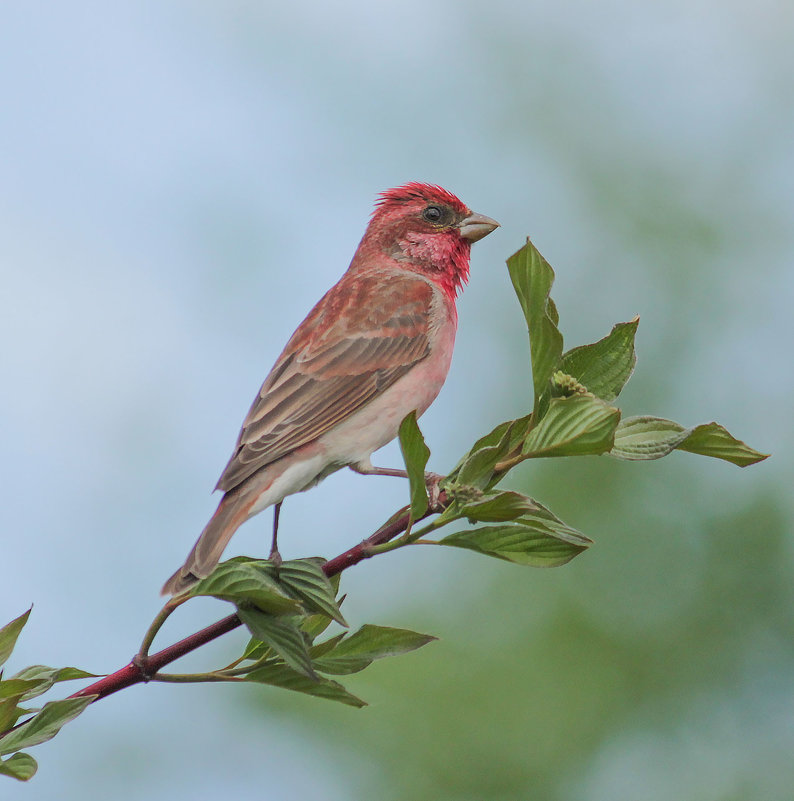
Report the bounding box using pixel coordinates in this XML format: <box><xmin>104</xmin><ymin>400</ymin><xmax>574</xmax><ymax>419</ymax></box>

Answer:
<box><xmin>0</xmin><ymin>681</ymin><xmax>45</xmax><ymax>703</ymax></box>
<box><xmin>398</xmin><ymin>411</ymin><xmax>430</xmax><ymax>519</ymax></box>
<box><xmin>240</xmin><ymin>638</ymin><xmax>271</xmax><ymax>663</ymax></box>
<box><xmin>522</xmin><ymin>394</ymin><xmax>620</xmax><ymax>458</ymax></box>
<box><xmin>0</xmin><ymin>752</ymin><xmax>37</xmax><ymax>781</ymax></box>
<box><xmin>450</xmin><ymin>416</ymin><xmax>531</xmax><ymax>473</ymax></box>
<box><xmin>309</xmin><ymin>633</ymin><xmax>347</xmax><ymax>660</ymax></box>
<box><xmin>245</xmin><ymin>663</ymin><xmax>365</xmax><ymax>708</ymax></box>
<box><xmin>245</xmin><ymin>610</ymin><xmax>341</xmax><ymax>665</ymax></box>
<box><xmin>507</xmin><ymin>239</ymin><xmax>564</xmax><ymax>415</ymax></box>
<box><xmin>236</xmin><ymin>607</ymin><xmax>317</xmax><ymax>680</ymax></box>
<box><xmin>559</xmin><ymin>318</ymin><xmax>639</xmax><ymax>402</ymax></box>
<box><xmin>445</xmin><ymin>416</ymin><xmax>532</xmax><ymax>491</ymax></box>
<box><xmin>610</xmin><ymin>417</ymin><xmax>769</xmax><ymax>466</ymax></box>
<box><xmin>10</xmin><ymin>666</ymin><xmax>97</xmax><ymax>702</ymax></box>
<box><xmin>313</xmin><ymin>625</ymin><xmax>436</xmax><ymax>676</ymax></box>
<box><xmin>453</xmin><ymin>443</ymin><xmax>509</xmax><ymax>491</ymax></box>
<box><xmin>456</xmin><ymin>491</ymin><xmax>540</xmax><ymax>523</ymax></box>
<box><xmin>440</xmin><ymin>503</ymin><xmax>591</xmax><ymax>567</ymax></box>
<box><xmin>300</xmin><ymin>613</ymin><xmax>335</xmax><ymax>640</ymax></box>
<box><xmin>0</xmin><ymin>696</ymin><xmax>96</xmax><ymax>756</ymax></box>
<box><xmin>188</xmin><ymin>561</ymin><xmax>301</xmax><ymax>615</ymax></box>
<box><xmin>277</xmin><ymin>559</ymin><xmax>346</xmax><ymax>626</ymax></box>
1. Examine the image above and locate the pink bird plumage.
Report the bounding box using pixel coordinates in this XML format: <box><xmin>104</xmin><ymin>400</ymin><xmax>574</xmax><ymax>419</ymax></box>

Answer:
<box><xmin>162</xmin><ymin>183</ymin><xmax>498</xmax><ymax>595</ymax></box>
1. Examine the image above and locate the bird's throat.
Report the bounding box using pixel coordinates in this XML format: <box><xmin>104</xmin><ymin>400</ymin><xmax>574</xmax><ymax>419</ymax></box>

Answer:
<box><xmin>390</xmin><ymin>232</ymin><xmax>471</xmax><ymax>298</ymax></box>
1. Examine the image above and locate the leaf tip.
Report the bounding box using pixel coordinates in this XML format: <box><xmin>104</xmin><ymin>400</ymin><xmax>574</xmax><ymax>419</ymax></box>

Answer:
<box><xmin>739</xmin><ymin>451</ymin><xmax>771</xmax><ymax>467</ymax></box>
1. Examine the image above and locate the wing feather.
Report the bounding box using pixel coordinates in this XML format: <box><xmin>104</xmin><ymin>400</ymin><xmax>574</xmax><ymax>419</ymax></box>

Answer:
<box><xmin>215</xmin><ymin>272</ymin><xmax>435</xmax><ymax>492</ymax></box>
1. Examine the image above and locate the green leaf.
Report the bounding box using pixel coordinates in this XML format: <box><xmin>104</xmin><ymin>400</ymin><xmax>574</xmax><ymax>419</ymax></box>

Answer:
<box><xmin>676</xmin><ymin>422</ymin><xmax>769</xmax><ymax>465</ymax></box>
<box><xmin>457</xmin><ymin>491</ymin><xmax>540</xmax><ymax>523</ymax></box>
<box><xmin>0</xmin><ymin>695</ymin><xmax>96</xmax><ymax>756</ymax></box>
<box><xmin>0</xmin><ymin>752</ymin><xmax>37</xmax><ymax>781</ymax></box>
<box><xmin>398</xmin><ymin>411</ymin><xmax>430</xmax><ymax>519</ymax></box>
<box><xmin>506</xmin><ymin>238</ymin><xmax>564</xmax><ymax>415</ymax></box>
<box><xmin>10</xmin><ymin>666</ymin><xmax>98</xmax><ymax>701</ymax></box>
<box><xmin>242</xmin><ymin>610</ymin><xmax>338</xmax><ymax>664</ymax></box>
<box><xmin>609</xmin><ymin>416</ymin><xmax>694</xmax><ymax>460</ymax></box>
<box><xmin>189</xmin><ymin>561</ymin><xmax>301</xmax><ymax>615</ymax></box>
<box><xmin>245</xmin><ymin>663</ymin><xmax>366</xmax><ymax>708</ymax></box>
<box><xmin>0</xmin><ymin>680</ymin><xmax>45</xmax><ymax>702</ymax></box>
<box><xmin>313</xmin><ymin>625</ymin><xmax>437</xmax><ymax>676</ymax></box>
<box><xmin>239</xmin><ymin>638</ymin><xmax>271</xmax><ymax>663</ymax></box>
<box><xmin>460</xmin><ymin>416</ymin><xmax>530</xmax><ymax>461</ymax></box>
<box><xmin>610</xmin><ymin>416</ymin><xmax>769</xmax><ymax>466</ymax></box>
<box><xmin>309</xmin><ymin>633</ymin><xmax>347</xmax><ymax>660</ymax></box>
<box><xmin>446</xmin><ymin>419</ymin><xmax>512</xmax><ymax>482</ymax></box>
<box><xmin>454</xmin><ymin>447</ymin><xmax>508</xmax><ymax>491</ymax></box>
<box><xmin>0</xmin><ymin>697</ymin><xmax>27</xmax><ymax>733</ymax></box>
<box><xmin>522</xmin><ymin>394</ymin><xmax>620</xmax><ymax>458</ymax></box>
<box><xmin>440</xmin><ymin>504</ymin><xmax>591</xmax><ymax>567</ymax></box>
<box><xmin>236</xmin><ymin>607</ymin><xmax>317</xmax><ymax>680</ymax></box>
<box><xmin>277</xmin><ymin>560</ymin><xmax>347</xmax><ymax>626</ymax></box>
<box><xmin>300</xmin><ymin>613</ymin><xmax>336</xmax><ymax>640</ymax></box>
<box><xmin>446</xmin><ymin>416</ymin><xmax>532</xmax><ymax>491</ymax></box>
<box><xmin>559</xmin><ymin>318</ymin><xmax>639</xmax><ymax>401</ymax></box>
<box><xmin>0</xmin><ymin>610</ymin><xmax>31</xmax><ymax>669</ymax></box>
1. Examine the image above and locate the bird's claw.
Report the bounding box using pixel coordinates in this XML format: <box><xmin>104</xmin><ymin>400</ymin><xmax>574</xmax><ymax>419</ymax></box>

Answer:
<box><xmin>425</xmin><ymin>472</ymin><xmax>444</xmax><ymax>512</ymax></box>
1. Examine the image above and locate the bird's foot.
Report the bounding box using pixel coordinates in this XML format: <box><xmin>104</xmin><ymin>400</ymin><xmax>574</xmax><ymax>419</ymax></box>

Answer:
<box><xmin>425</xmin><ymin>472</ymin><xmax>445</xmax><ymax>512</ymax></box>
<box><xmin>268</xmin><ymin>547</ymin><xmax>283</xmax><ymax>571</ymax></box>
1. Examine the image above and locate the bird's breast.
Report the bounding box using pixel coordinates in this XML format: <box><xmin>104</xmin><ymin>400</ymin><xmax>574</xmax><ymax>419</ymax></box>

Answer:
<box><xmin>317</xmin><ymin>293</ymin><xmax>457</xmax><ymax>465</ymax></box>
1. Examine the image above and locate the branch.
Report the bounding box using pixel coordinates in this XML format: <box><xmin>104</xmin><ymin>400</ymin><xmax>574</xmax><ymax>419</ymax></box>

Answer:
<box><xmin>67</xmin><ymin>492</ymin><xmax>448</xmax><ymax>705</ymax></box>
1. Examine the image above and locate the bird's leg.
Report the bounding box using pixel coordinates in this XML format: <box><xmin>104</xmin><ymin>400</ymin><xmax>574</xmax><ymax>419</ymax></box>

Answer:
<box><xmin>350</xmin><ymin>462</ymin><xmax>409</xmax><ymax>479</ymax></box>
<box><xmin>269</xmin><ymin>502</ymin><xmax>283</xmax><ymax>568</ymax></box>
<box><xmin>350</xmin><ymin>460</ymin><xmax>445</xmax><ymax>512</ymax></box>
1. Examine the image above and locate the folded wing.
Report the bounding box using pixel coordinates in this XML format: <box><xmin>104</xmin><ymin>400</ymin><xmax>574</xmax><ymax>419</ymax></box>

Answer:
<box><xmin>215</xmin><ymin>271</ymin><xmax>435</xmax><ymax>492</ymax></box>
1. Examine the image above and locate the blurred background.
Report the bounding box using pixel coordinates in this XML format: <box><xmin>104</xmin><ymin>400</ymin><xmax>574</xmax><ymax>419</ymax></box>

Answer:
<box><xmin>1</xmin><ymin>1</ymin><xmax>792</xmax><ymax>798</ymax></box>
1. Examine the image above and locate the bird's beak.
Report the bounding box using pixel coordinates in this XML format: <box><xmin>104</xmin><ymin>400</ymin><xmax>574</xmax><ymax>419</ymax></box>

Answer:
<box><xmin>458</xmin><ymin>211</ymin><xmax>500</xmax><ymax>242</ymax></box>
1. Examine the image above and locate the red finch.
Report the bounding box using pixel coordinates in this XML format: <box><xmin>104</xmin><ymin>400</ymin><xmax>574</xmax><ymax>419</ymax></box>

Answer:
<box><xmin>162</xmin><ymin>183</ymin><xmax>498</xmax><ymax>595</ymax></box>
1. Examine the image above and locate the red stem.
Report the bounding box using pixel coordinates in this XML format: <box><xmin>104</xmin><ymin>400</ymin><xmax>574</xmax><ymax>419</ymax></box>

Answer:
<box><xmin>68</xmin><ymin>493</ymin><xmax>446</xmax><ymax>704</ymax></box>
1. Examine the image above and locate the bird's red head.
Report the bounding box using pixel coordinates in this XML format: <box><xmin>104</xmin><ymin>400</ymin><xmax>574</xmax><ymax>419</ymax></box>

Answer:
<box><xmin>350</xmin><ymin>183</ymin><xmax>498</xmax><ymax>300</ymax></box>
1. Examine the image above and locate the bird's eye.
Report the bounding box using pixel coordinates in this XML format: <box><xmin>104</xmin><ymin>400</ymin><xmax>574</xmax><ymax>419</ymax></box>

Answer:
<box><xmin>422</xmin><ymin>205</ymin><xmax>443</xmax><ymax>223</ymax></box>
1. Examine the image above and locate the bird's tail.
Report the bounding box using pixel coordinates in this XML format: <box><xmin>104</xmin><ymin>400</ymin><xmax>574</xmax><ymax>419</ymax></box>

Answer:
<box><xmin>161</xmin><ymin>484</ymin><xmax>265</xmax><ymax>596</ymax></box>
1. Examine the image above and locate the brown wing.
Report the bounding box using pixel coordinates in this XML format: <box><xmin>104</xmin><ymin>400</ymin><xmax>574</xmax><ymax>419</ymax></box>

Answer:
<box><xmin>215</xmin><ymin>270</ymin><xmax>435</xmax><ymax>492</ymax></box>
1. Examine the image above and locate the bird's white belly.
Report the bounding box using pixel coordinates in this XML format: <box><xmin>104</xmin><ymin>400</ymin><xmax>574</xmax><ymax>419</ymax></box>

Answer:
<box><xmin>245</xmin><ymin>451</ymin><xmax>331</xmax><ymax>517</ymax></box>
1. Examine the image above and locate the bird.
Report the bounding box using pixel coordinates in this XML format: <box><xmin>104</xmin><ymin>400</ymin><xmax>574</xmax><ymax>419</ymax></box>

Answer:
<box><xmin>162</xmin><ymin>183</ymin><xmax>499</xmax><ymax>595</ymax></box>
